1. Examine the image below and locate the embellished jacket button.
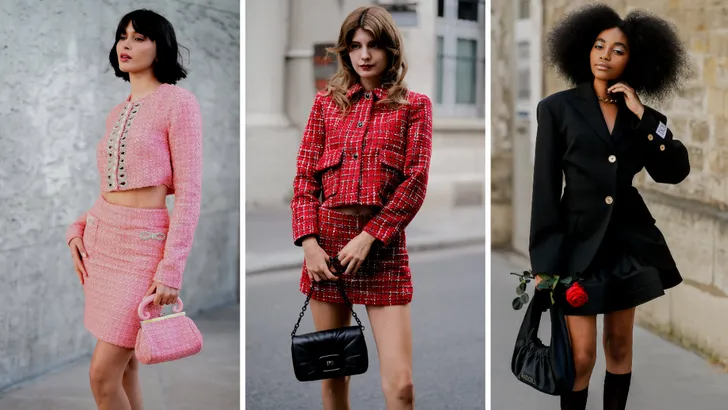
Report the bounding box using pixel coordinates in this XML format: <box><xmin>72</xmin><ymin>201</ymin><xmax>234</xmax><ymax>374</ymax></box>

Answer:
<box><xmin>605</xmin><ymin>196</ymin><xmax>613</xmax><ymax>205</ymax></box>
<box><xmin>608</xmin><ymin>155</ymin><xmax>616</xmax><ymax>163</ymax></box>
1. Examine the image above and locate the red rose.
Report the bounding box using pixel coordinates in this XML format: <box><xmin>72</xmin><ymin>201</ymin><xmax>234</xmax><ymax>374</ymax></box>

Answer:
<box><xmin>566</xmin><ymin>283</ymin><xmax>588</xmax><ymax>307</ymax></box>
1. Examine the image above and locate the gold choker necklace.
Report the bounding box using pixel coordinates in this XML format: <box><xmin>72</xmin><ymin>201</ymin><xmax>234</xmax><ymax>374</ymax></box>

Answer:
<box><xmin>597</xmin><ymin>95</ymin><xmax>618</xmax><ymax>104</ymax></box>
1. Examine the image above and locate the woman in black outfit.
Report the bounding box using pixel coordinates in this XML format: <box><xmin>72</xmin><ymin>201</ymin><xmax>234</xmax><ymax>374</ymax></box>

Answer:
<box><xmin>529</xmin><ymin>4</ymin><xmax>692</xmax><ymax>410</ymax></box>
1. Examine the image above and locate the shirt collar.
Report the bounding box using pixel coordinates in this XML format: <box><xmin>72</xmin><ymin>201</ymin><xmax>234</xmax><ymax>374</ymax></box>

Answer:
<box><xmin>346</xmin><ymin>83</ymin><xmax>388</xmax><ymax>100</ymax></box>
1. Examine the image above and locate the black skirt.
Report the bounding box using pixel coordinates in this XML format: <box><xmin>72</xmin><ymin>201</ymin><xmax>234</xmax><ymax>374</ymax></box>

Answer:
<box><xmin>561</xmin><ymin>221</ymin><xmax>680</xmax><ymax>316</ymax></box>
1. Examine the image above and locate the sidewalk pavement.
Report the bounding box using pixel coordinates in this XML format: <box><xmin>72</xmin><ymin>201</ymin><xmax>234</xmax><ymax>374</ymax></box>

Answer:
<box><xmin>245</xmin><ymin>205</ymin><xmax>486</xmax><ymax>274</ymax></box>
<box><xmin>0</xmin><ymin>303</ymin><xmax>240</xmax><ymax>410</ymax></box>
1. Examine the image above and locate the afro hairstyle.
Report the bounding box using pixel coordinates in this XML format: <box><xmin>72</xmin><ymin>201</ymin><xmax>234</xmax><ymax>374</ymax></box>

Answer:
<box><xmin>546</xmin><ymin>3</ymin><xmax>692</xmax><ymax>101</ymax></box>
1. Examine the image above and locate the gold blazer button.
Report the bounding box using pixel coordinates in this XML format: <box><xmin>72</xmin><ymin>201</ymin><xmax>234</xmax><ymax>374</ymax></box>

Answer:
<box><xmin>605</xmin><ymin>196</ymin><xmax>614</xmax><ymax>205</ymax></box>
<box><xmin>647</xmin><ymin>134</ymin><xmax>654</xmax><ymax>141</ymax></box>
<box><xmin>659</xmin><ymin>144</ymin><xmax>666</xmax><ymax>151</ymax></box>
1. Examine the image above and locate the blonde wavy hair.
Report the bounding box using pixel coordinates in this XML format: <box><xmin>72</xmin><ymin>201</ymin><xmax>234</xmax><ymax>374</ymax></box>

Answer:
<box><xmin>324</xmin><ymin>6</ymin><xmax>409</xmax><ymax>114</ymax></box>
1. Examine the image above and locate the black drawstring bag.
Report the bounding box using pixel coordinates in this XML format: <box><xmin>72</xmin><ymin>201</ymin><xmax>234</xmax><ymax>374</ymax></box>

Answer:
<box><xmin>510</xmin><ymin>289</ymin><xmax>575</xmax><ymax>395</ymax></box>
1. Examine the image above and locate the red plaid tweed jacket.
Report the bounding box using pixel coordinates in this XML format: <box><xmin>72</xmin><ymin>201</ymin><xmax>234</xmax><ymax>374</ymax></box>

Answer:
<box><xmin>291</xmin><ymin>83</ymin><xmax>433</xmax><ymax>247</ymax></box>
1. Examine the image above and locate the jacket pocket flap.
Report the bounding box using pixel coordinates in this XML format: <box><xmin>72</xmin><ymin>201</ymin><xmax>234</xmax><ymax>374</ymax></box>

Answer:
<box><xmin>379</xmin><ymin>149</ymin><xmax>406</xmax><ymax>171</ymax></box>
<box><xmin>315</xmin><ymin>148</ymin><xmax>344</xmax><ymax>172</ymax></box>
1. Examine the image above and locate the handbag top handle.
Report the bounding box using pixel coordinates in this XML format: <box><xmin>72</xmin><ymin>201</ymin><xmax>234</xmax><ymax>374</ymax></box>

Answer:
<box><xmin>290</xmin><ymin>277</ymin><xmax>365</xmax><ymax>337</ymax></box>
<box><xmin>138</xmin><ymin>295</ymin><xmax>184</xmax><ymax>320</ymax></box>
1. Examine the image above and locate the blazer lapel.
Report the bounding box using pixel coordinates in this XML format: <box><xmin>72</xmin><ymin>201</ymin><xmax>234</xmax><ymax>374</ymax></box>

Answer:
<box><xmin>567</xmin><ymin>82</ymin><xmax>614</xmax><ymax>149</ymax></box>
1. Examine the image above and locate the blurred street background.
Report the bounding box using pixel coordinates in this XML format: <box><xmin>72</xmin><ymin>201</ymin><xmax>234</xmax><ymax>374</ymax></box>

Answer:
<box><xmin>0</xmin><ymin>0</ymin><xmax>240</xmax><ymax>406</ymax></box>
<box><xmin>492</xmin><ymin>0</ymin><xmax>728</xmax><ymax>407</ymax></box>
<box><xmin>245</xmin><ymin>0</ymin><xmax>486</xmax><ymax>407</ymax></box>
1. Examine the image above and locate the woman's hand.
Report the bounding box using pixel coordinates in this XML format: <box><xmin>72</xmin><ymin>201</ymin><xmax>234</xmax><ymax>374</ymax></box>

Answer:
<box><xmin>302</xmin><ymin>237</ymin><xmax>337</xmax><ymax>282</ymax></box>
<box><xmin>69</xmin><ymin>237</ymin><xmax>88</xmax><ymax>285</ymax></box>
<box><xmin>337</xmin><ymin>231</ymin><xmax>376</xmax><ymax>275</ymax></box>
<box><xmin>608</xmin><ymin>82</ymin><xmax>645</xmax><ymax>119</ymax></box>
<box><xmin>145</xmin><ymin>281</ymin><xmax>180</xmax><ymax>306</ymax></box>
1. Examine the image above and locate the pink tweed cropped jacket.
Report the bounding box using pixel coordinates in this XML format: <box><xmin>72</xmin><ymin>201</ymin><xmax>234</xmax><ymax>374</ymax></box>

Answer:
<box><xmin>66</xmin><ymin>84</ymin><xmax>203</xmax><ymax>290</ymax></box>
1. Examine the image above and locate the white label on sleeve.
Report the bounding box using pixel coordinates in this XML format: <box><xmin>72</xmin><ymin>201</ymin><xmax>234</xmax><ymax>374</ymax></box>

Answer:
<box><xmin>656</xmin><ymin>121</ymin><xmax>668</xmax><ymax>139</ymax></box>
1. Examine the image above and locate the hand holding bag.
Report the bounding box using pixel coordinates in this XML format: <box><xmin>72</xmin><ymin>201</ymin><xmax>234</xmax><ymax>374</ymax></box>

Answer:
<box><xmin>291</xmin><ymin>261</ymin><xmax>368</xmax><ymax>382</ymax></box>
<box><xmin>510</xmin><ymin>289</ymin><xmax>575</xmax><ymax>395</ymax></box>
<box><xmin>135</xmin><ymin>295</ymin><xmax>204</xmax><ymax>365</ymax></box>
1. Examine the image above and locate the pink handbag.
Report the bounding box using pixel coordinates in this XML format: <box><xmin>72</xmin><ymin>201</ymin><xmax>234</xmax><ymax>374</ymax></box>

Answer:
<box><xmin>134</xmin><ymin>295</ymin><xmax>203</xmax><ymax>364</ymax></box>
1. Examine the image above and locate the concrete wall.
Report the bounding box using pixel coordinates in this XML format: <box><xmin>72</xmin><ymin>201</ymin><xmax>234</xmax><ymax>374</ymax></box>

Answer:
<box><xmin>491</xmin><ymin>0</ymin><xmax>515</xmax><ymax>247</ymax></box>
<box><xmin>535</xmin><ymin>0</ymin><xmax>728</xmax><ymax>361</ymax></box>
<box><xmin>0</xmin><ymin>0</ymin><xmax>240</xmax><ymax>390</ymax></box>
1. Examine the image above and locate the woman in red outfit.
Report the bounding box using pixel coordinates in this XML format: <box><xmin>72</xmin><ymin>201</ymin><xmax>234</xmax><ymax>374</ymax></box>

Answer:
<box><xmin>290</xmin><ymin>6</ymin><xmax>432</xmax><ymax>410</ymax></box>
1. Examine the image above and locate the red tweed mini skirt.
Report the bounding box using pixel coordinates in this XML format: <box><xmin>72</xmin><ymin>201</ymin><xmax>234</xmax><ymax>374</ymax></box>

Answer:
<box><xmin>299</xmin><ymin>207</ymin><xmax>412</xmax><ymax>305</ymax></box>
<box><xmin>82</xmin><ymin>196</ymin><xmax>169</xmax><ymax>348</ymax></box>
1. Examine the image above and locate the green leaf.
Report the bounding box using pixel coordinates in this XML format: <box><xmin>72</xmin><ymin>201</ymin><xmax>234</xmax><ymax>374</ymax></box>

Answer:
<box><xmin>550</xmin><ymin>293</ymin><xmax>555</xmax><ymax>305</ymax></box>
<box><xmin>512</xmin><ymin>297</ymin><xmax>524</xmax><ymax>310</ymax></box>
<box><xmin>516</xmin><ymin>282</ymin><xmax>526</xmax><ymax>295</ymax></box>
<box><xmin>561</xmin><ymin>277</ymin><xmax>573</xmax><ymax>285</ymax></box>
<box><xmin>520</xmin><ymin>293</ymin><xmax>530</xmax><ymax>304</ymax></box>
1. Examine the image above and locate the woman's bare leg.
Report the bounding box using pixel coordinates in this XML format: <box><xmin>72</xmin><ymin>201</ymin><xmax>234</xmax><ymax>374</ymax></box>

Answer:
<box><xmin>366</xmin><ymin>303</ymin><xmax>414</xmax><ymax>410</ymax></box>
<box><xmin>560</xmin><ymin>315</ymin><xmax>597</xmax><ymax>410</ymax></box>
<box><xmin>602</xmin><ymin>307</ymin><xmax>636</xmax><ymax>410</ymax></box>
<box><xmin>122</xmin><ymin>355</ymin><xmax>143</xmax><ymax>410</ymax></box>
<box><xmin>89</xmin><ymin>340</ymin><xmax>135</xmax><ymax>410</ymax></box>
<box><xmin>310</xmin><ymin>298</ymin><xmax>353</xmax><ymax>410</ymax></box>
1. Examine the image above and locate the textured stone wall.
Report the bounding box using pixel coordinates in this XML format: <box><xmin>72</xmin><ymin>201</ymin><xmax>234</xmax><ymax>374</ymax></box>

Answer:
<box><xmin>491</xmin><ymin>0</ymin><xmax>515</xmax><ymax>247</ymax></box>
<box><xmin>542</xmin><ymin>0</ymin><xmax>728</xmax><ymax>361</ymax></box>
<box><xmin>0</xmin><ymin>0</ymin><xmax>239</xmax><ymax>390</ymax></box>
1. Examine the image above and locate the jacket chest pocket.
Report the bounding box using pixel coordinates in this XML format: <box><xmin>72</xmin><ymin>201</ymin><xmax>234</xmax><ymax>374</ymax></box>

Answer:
<box><xmin>373</xmin><ymin>149</ymin><xmax>406</xmax><ymax>202</ymax></box>
<box><xmin>315</xmin><ymin>149</ymin><xmax>344</xmax><ymax>199</ymax></box>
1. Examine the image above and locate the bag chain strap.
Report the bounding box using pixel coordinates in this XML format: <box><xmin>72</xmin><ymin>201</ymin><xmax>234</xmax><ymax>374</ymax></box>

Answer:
<box><xmin>290</xmin><ymin>278</ymin><xmax>364</xmax><ymax>337</ymax></box>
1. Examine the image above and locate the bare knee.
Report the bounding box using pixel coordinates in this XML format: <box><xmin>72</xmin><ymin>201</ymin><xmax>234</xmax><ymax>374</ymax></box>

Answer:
<box><xmin>572</xmin><ymin>348</ymin><xmax>597</xmax><ymax>377</ymax></box>
<box><xmin>89</xmin><ymin>362</ymin><xmax>115</xmax><ymax>395</ymax></box>
<box><xmin>383</xmin><ymin>369</ymin><xmax>414</xmax><ymax>404</ymax></box>
<box><xmin>604</xmin><ymin>333</ymin><xmax>632</xmax><ymax>364</ymax></box>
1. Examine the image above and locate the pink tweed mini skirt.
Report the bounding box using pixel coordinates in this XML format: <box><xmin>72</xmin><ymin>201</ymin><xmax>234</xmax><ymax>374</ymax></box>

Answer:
<box><xmin>82</xmin><ymin>196</ymin><xmax>170</xmax><ymax>348</ymax></box>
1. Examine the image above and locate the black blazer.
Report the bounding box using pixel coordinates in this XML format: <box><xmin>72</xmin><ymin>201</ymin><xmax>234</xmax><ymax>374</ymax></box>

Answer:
<box><xmin>529</xmin><ymin>82</ymin><xmax>690</xmax><ymax>282</ymax></box>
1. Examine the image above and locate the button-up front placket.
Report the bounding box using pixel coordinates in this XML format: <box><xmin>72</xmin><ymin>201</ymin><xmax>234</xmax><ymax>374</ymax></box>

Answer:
<box><xmin>106</xmin><ymin>101</ymin><xmax>141</xmax><ymax>190</ymax></box>
<box><xmin>349</xmin><ymin>94</ymin><xmax>374</xmax><ymax>203</ymax></box>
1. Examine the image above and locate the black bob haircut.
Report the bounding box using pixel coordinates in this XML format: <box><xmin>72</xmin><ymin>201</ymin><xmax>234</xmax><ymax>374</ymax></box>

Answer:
<box><xmin>546</xmin><ymin>3</ymin><xmax>692</xmax><ymax>101</ymax></box>
<box><xmin>109</xmin><ymin>9</ymin><xmax>189</xmax><ymax>84</ymax></box>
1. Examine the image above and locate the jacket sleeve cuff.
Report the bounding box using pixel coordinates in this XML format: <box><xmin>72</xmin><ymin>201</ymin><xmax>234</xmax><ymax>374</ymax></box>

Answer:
<box><xmin>362</xmin><ymin>220</ymin><xmax>397</xmax><ymax>247</ymax></box>
<box><xmin>66</xmin><ymin>213</ymin><xmax>87</xmax><ymax>246</ymax></box>
<box><xmin>293</xmin><ymin>218</ymin><xmax>319</xmax><ymax>247</ymax></box>
<box><xmin>153</xmin><ymin>262</ymin><xmax>183</xmax><ymax>290</ymax></box>
<box><xmin>634</xmin><ymin>106</ymin><xmax>673</xmax><ymax>142</ymax></box>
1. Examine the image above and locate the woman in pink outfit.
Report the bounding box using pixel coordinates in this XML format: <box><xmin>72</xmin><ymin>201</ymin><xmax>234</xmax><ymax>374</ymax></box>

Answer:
<box><xmin>66</xmin><ymin>9</ymin><xmax>202</xmax><ymax>410</ymax></box>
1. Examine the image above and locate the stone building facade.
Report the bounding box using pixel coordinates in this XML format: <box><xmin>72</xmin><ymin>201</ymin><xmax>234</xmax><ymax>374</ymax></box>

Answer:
<box><xmin>495</xmin><ymin>0</ymin><xmax>728</xmax><ymax>362</ymax></box>
<box><xmin>0</xmin><ymin>0</ymin><xmax>240</xmax><ymax>391</ymax></box>
<box><xmin>490</xmin><ymin>0</ymin><xmax>515</xmax><ymax>247</ymax></box>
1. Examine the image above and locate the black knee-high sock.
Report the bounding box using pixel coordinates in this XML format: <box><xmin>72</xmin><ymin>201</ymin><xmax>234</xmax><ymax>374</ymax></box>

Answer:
<box><xmin>603</xmin><ymin>371</ymin><xmax>632</xmax><ymax>410</ymax></box>
<box><xmin>560</xmin><ymin>387</ymin><xmax>588</xmax><ymax>410</ymax></box>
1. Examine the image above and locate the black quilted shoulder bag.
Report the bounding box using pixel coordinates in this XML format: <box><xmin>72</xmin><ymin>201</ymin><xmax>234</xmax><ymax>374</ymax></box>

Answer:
<box><xmin>510</xmin><ymin>289</ymin><xmax>575</xmax><ymax>395</ymax></box>
<box><xmin>290</xmin><ymin>269</ymin><xmax>369</xmax><ymax>382</ymax></box>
